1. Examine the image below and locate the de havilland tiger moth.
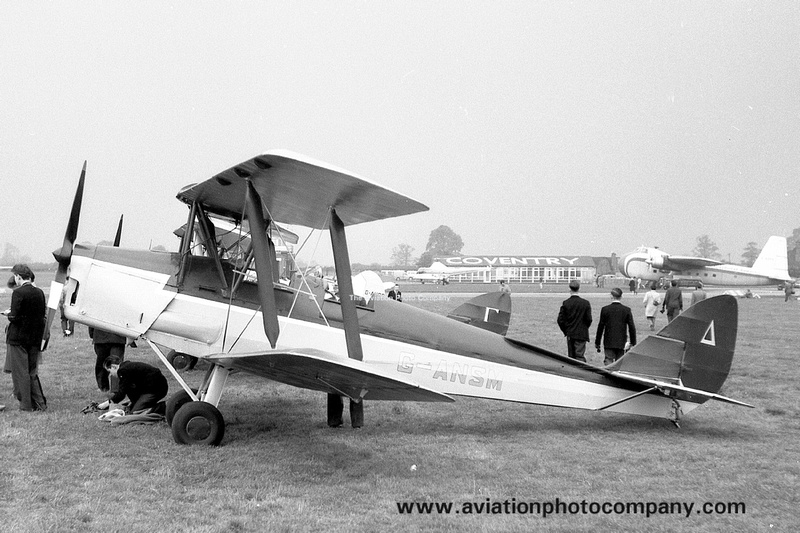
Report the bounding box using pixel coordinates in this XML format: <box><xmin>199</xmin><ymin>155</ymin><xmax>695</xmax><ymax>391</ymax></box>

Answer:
<box><xmin>45</xmin><ymin>151</ymin><xmax>752</xmax><ymax>445</ymax></box>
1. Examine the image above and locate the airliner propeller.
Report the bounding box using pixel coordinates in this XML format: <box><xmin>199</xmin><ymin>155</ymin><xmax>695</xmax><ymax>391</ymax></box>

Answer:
<box><xmin>42</xmin><ymin>161</ymin><xmax>85</xmax><ymax>350</ymax></box>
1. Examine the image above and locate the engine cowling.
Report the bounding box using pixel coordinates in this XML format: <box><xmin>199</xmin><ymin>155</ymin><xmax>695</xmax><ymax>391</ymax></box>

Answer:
<box><xmin>647</xmin><ymin>255</ymin><xmax>666</xmax><ymax>269</ymax></box>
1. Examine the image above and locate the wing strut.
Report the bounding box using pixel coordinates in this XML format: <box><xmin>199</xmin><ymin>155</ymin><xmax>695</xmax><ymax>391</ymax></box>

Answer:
<box><xmin>328</xmin><ymin>208</ymin><xmax>365</xmax><ymax>427</ymax></box>
<box><xmin>329</xmin><ymin>208</ymin><xmax>363</xmax><ymax>362</ymax></box>
<box><xmin>244</xmin><ymin>180</ymin><xmax>280</xmax><ymax>348</ymax></box>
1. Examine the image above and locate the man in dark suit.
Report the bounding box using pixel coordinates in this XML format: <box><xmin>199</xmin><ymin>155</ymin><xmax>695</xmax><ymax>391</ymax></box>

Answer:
<box><xmin>557</xmin><ymin>280</ymin><xmax>592</xmax><ymax>362</ymax></box>
<box><xmin>595</xmin><ymin>287</ymin><xmax>637</xmax><ymax>366</ymax></box>
<box><xmin>661</xmin><ymin>280</ymin><xmax>684</xmax><ymax>322</ymax></box>
<box><xmin>3</xmin><ymin>264</ymin><xmax>47</xmax><ymax>411</ymax></box>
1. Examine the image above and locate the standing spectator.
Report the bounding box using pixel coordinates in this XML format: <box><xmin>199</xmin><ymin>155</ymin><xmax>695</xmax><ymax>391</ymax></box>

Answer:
<box><xmin>661</xmin><ymin>280</ymin><xmax>683</xmax><ymax>322</ymax></box>
<box><xmin>89</xmin><ymin>327</ymin><xmax>126</xmax><ymax>392</ymax></box>
<box><xmin>642</xmin><ymin>283</ymin><xmax>661</xmax><ymax>331</ymax></box>
<box><xmin>595</xmin><ymin>288</ymin><xmax>637</xmax><ymax>365</ymax></box>
<box><xmin>387</xmin><ymin>284</ymin><xmax>403</xmax><ymax>302</ymax></box>
<box><xmin>499</xmin><ymin>280</ymin><xmax>511</xmax><ymax>294</ymax></box>
<box><xmin>784</xmin><ymin>280</ymin><xmax>796</xmax><ymax>302</ymax></box>
<box><xmin>3</xmin><ymin>264</ymin><xmax>47</xmax><ymax>412</ymax></box>
<box><xmin>557</xmin><ymin>280</ymin><xmax>593</xmax><ymax>362</ymax></box>
<box><xmin>690</xmin><ymin>282</ymin><xmax>707</xmax><ymax>307</ymax></box>
<box><xmin>629</xmin><ymin>278</ymin><xmax>636</xmax><ymax>294</ymax></box>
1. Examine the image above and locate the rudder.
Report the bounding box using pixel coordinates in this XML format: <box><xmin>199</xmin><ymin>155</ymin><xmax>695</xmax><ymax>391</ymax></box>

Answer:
<box><xmin>607</xmin><ymin>295</ymin><xmax>738</xmax><ymax>395</ymax></box>
<box><xmin>447</xmin><ymin>292</ymin><xmax>511</xmax><ymax>336</ymax></box>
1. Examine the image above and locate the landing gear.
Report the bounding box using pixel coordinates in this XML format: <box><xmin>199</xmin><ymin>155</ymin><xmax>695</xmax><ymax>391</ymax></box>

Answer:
<box><xmin>171</xmin><ymin>401</ymin><xmax>225</xmax><ymax>446</ymax></box>
<box><xmin>668</xmin><ymin>398</ymin><xmax>683</xmax><ymax>428</ymax></box>
<box><xmin>166</xmin><ymin>349</ymin><xmax>198</xmax><ymax>371</ymax></box>
<box><xmin>165</xmin><ymin>388</ymin><xmax>198</xmax><ymax>425</ymax></box>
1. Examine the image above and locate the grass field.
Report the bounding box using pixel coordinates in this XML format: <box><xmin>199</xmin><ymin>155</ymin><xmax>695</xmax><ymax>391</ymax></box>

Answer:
<box><xmin>1</xmin><ymin>278</ymin><xmax>798</xmax><ymax>532</ymax></box>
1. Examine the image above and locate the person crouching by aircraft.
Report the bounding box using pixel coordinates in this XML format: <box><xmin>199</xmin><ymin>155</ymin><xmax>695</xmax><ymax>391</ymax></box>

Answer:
<box><xmin>660</xmin><ymin>280</ymin><xmax>683</xmax><ymax>322</ymax></box>
<box><xmin>595</xmin><ymin>287</ymin><xmax>637</xmax><ymax>366</ymax></box>
<box><xmin>642</xmin><ymin>282</ymin><xmax>661</xmax><ymax>331</ymax></box>
<box><xmin>3</xmin><ymin>264</ymin><xmax>47</xmax><ymax>412</ymax></box>
<box><xmin>557</xmin><ymin>280</ymin><xmax>592</xmax><ymax>362</ymax></box>
<box><xmin>89</xmin><ymin>327</ymin><xmax>126</xmax><ymax>392</ymax></box>
<box><xmin>104</xmin><ymin>356</ymin><xmax>168</xmax><ymax>414</ymax></box>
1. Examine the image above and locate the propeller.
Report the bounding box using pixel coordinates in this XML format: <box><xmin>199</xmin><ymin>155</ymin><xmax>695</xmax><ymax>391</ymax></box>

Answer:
<box><xmin>113</xmin><ymin>214</ymin><xmax>123</xmax><ymax>246</ymax></box>
<box><xmin>42</xmin><ymin>161</ymin><xmax>86</xmax><ymax>350</ymax></box>
<box><xmin>243</xmin><ymin>180</ymin><xmax>280</xmax><ymax>348</ymax></box>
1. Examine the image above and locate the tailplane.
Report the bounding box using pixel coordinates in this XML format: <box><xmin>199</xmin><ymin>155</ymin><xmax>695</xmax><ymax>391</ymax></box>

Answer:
<box><xmin>752</xmin><ymin>236</ymin><xmax>791</xmax><ymax>281</ymax></box>
<box><xmin>606</xmin><ymin>295</ymin><xmax>752</xmax><ymax>407</ymax></box>
<box><xmin>447</xmin><ymin>292</ymin><xmax>511</xmax><ymax>335</ymax></box>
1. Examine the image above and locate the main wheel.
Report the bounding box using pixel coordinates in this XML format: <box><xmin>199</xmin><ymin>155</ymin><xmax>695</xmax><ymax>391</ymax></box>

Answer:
<box><xmin>171</xmin><ymin>401</ymin><xmax>225</xmax><ymax>446</ymax></box>
<box><xmin>166</xmin><ymin>350</ymin><xmax>198</xmax><ymax>371</ymax></box>
<box><xmin>165</xmin><ymin>388</ymin><xmax>198</xmax><ymax>426</ymax></box>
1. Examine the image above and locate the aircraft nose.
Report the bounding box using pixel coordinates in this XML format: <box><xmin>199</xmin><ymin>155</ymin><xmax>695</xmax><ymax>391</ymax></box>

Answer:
<box><xmin>617</xmin><ymin>254</ymin><xmax>631</xmax><ymax>276</ymax></box>
<box><xmin>617</xmin><ymin>253</ymin><xmax>631</xmax><ymax>276</ymax></box>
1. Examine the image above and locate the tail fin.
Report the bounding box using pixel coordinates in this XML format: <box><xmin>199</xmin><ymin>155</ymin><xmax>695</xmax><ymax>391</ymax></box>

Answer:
<box><xmin>606</xmin><ymin>295</ymin><xmax>750</xmax><ymax>406</ymax></box>
<box><xmin>752</xmin><ymin>236</ymin><xmax>790</xmax><ymax>280</ymax></box>
<box><xmin>447</xmin><ymin>292</ymin><xmax>511</xmax><ymax>335</ymax></box>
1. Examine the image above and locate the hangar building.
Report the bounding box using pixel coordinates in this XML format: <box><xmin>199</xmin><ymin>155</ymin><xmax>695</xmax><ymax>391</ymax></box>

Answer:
<box><xmin>435</xmin><ymin>255</ymin><xmax>608</xmax><ymax>284</ymax></box>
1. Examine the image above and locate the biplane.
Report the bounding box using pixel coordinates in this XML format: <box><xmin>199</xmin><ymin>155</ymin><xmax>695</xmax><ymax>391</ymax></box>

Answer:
<box><xmin>47</xmin><ymin>151</ymin><xmax>752</xmax><ymax>445</ymax></box>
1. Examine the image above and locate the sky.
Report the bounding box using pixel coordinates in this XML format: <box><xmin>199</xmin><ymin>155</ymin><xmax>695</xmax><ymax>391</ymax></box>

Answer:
<box><xmin>1</xmin><ymin>1</ymin><xmax>798</xmax><ymax>267</ymax></box>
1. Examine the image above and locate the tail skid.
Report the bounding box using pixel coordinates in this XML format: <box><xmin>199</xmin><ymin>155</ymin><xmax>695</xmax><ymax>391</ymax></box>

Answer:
<box><xmin>604</xmin><ymin>295</ymin><xmax>753</xmax><ymax>409</ymax></box>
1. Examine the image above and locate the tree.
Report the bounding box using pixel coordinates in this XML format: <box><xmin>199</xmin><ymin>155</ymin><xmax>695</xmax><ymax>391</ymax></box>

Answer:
<box><xmin>692</xmin><ymin>235</ymin><xmax>720</xmax><ymax>259</ymax></box>
<box><xmin>740</xmin><ymin>242</ymin><xmax>760</xmax><ymax>267</ymax></box>
<box><xmin>1</xmin><ymin>242</ymin><xmax>20</xmax><ymax>265</ymax></box>
<box><xmin>1</xmin><ymin>242</ymin><xmax>30</xmax><ymax>266</ymax></box>
<box><xmin>390</xmin><ymin>243</ymin><xmax>415</xmax><ymax>267</ymax></box>
<box><xmin>416</xmin><ymin>251</ymin><xmax>434</xmax><ymax>268</ymax></box>
<box><xmin>416</xmin><ymin>225</ymin><xmax>464</xmax><ymax>268</ymax></box>
<box><xmin>425</xmin><ymin>225</ymin><xmax>463</xmax><ymax>257</ymax></box>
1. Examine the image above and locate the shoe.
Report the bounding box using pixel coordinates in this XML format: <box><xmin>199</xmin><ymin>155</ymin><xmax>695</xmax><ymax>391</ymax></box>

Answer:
<box><xmin>0</xmin><ymin>404</ymin><xmax>5</xmax><ymax>412</ymax></box>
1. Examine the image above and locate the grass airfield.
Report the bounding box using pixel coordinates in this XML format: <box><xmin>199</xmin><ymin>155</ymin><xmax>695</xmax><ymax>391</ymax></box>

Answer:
<box><xmin>1</xmin><ymin>278</ymin><xmax>798</xmax><ymax>532</ymax></box>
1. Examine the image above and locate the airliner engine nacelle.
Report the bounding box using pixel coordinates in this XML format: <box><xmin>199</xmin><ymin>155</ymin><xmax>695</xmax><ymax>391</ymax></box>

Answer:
<box><xmin>647</xmin><ymin>253</ymin><xmax>666</xmax><ymax>269</ymax></box>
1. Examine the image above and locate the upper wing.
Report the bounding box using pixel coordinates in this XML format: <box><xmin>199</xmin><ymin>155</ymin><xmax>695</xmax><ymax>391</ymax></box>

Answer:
<box><xmin>208</xmin><ymin>348</ymin><xmax>454</xmax><ymax>403</ymax></box>
<box><xmin>176</xmin><ymin>150</ymin><xmax>429</xmax><ymax>228</ymax></box>
<box><xmin>664</xmin><ymin>255</ymin><xmax>724</xmax><ymax>270</ymax></box>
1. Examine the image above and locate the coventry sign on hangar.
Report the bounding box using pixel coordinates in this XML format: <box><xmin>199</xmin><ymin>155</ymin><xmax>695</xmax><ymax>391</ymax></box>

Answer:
<box><xmin>437</xmin><ymin>255</ymin><xmax>600</xmax><ymax>284</ymax></box>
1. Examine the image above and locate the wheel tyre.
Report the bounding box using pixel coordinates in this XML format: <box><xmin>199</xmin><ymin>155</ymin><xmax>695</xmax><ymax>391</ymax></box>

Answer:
<box><xmin>166</xmin><ymin>350</ymin><xmax>195</xmax><ymax>371</ymax></box>
<box><xmin>165</xmin><ymin>388</ymin><xmax>198</xmax><ymax>426</ymax></box>
<box><xmin>171</xmin><ymin>401</ymin><xmax>225</xmax><ymax>446</ymax></box>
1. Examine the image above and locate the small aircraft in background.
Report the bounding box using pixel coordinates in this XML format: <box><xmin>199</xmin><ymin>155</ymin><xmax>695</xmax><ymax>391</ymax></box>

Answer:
<box><xmin>619</xmin><ymin>236</ymin><xmax>793</xmax><ymax>287</ymax></box>
<box><xmin>407</xmin><ymin>261</ymin><xmax>490</xmax><ymax>284</ymax></box>
<box><xmin>47</xmin><ymin>151</ymin><xmax>752</xmax><ymax>446</ymax></box>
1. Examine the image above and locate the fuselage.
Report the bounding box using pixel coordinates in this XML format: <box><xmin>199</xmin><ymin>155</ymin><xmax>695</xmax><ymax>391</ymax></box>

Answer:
<box><xmin>63</xmin><ymin>244</ymin><xmax>697</xmax><ymax>420</ymax></box>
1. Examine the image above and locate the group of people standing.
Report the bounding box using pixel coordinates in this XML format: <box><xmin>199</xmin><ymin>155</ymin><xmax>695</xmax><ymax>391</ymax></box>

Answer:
<box><xmin>556</xmin><ymin>279</ymin><xmax>706</xmax><ymax>366</ymax></box>
<box><xmin>557</xmin><ymin>280</ymin><xmax>637</xmax><ymax>366</ymax></box>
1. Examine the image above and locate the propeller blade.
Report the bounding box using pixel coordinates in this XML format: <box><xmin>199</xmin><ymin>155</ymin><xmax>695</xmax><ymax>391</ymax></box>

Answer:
<box><xmin>244</xmin><ymin>180</ymin><xmax>280</xmax><ymax>348</ymax></box>
<box><xmin>54</xmin><ymin>161</ymin><xmax>86</xmax><ymax>266</ymax></box>
<box><xmin>113</xmin><ymin>214</ymin><xmax>123</xmax><ymax>246</ymax></box>
<box><xmin>43</xmin><ymin>162</ymin><xmax>86</xmax><ymax>351</ymax></box>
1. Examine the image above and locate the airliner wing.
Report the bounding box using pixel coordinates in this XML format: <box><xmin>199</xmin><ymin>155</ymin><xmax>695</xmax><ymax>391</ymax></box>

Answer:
<box><xmin>208</xmin><ymin>348</ymin><xmax>454</xmax><ymax>403</ymax></box>
<box><xmin>177</xmin><ymin>149</ymin><xmax>429</xmax><ymax>228</ymax></box>
<box><xmin>664</xmin><ymin>255</ymin><xmax>724</xmax><ymax>270</ymax></box>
